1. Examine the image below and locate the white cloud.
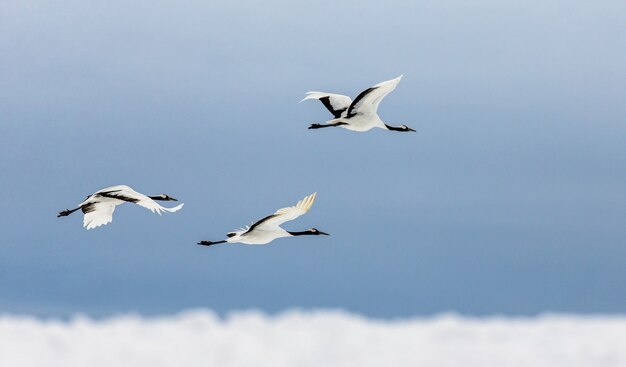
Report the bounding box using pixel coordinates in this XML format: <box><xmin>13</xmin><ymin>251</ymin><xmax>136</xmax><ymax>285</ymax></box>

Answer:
<box><xmin>1</xmin><ymin>310</ymin><xmax>625</xmax><ymax>367</ymax></box>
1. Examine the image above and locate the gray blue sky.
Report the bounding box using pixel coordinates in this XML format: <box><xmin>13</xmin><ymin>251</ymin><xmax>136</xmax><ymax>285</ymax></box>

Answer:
<box><xmin>1</xmin><ymin>0</ymin><xmax>625</xmax><ymax>318</ymax></box>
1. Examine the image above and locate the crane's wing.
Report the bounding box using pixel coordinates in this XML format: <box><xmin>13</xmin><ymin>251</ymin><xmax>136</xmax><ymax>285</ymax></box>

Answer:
<box><xmin>96</xmin><ymin>187</ymin><xmax>140</xmax><ymax>203</ymax></box>
<box><xmin>82</xmin><ymin>202</ymin><xmax>116</xmax><ymax>230</ymax></box>
<box><xmin>301</xmin><ymin>92</ymin><xmax>352</xmax><ymax>118</ymax></box>
<box><xmin>133</xmin><ymin>197</ymin><xmax>184</xmax><ymax>215</ymax></box>
<box><xmin>242</xmin><ymin>192</ymin><xmax>317</xmax><ymax>234</ymax></box>
<box><xmin>346</xmin><ymin>75</ymin><xmax>402</xmax><ymax>118</ymax></box>
<box><xmin>98</xmin><ymin>186</ymin><xmax>184</xmax><ymax>215</ymax></box>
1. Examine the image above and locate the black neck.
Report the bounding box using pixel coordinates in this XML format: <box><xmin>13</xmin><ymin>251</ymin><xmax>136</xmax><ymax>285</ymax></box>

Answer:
<box><xmin>287</xmin><ymin>230</ymin><xmax>315</xmax><ymax>236</ymax></box>
<box><xmin>149</xmin><ymin>195</ymin><xmax>165</xmax><ymax>201</ymax></box>
<box><xmin>384</xmin><ymin>124</ymin><xmax>405</xmax><ymax>131</ymax></box>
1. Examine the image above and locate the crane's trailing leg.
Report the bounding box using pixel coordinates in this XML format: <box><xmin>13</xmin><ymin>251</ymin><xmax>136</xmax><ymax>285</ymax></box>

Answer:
<box><xmin>308</xmin><ymin>122</ymin><xmax>348</xmax><ymax>129</ymax></box>
<box><xmin>57</xmin><ymin>207</ymin><xmax>80</xmax><ymax>217</ymax></box>
<box><xmin>197</xmin><ymin>240</ymin><xmax>227</xmax><ymax>247</ymax></box>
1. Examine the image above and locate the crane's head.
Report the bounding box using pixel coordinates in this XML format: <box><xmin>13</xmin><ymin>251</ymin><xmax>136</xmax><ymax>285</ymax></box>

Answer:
<box><xmin>309</xmin><ymin>228</ymin><xmax>329</xmax><ymax>236</ymax></box>
<box><xmin>153</xmin><ymin>194</ymin><xmax>178</xmax><ymax>201</ymax></box>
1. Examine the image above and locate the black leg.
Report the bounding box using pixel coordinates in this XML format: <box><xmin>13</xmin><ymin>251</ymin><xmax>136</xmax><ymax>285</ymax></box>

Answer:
<box><xmin>58</xmin><ymin>207</ymin><xmax>80</xmax><ymax>217</ymax></box>
<box><xmin>309</xmin><ymin>123</ymin><xmax>331</xmax><ymax>129</ymax></box>
<box><xmin>197</xmin><ymin>240</ymin><xmax>227</xmax><ymax>247</ymax></box>
<box><xmin>309</xmin><ymin>122</ymin><xmax>347</xmax><ymax>129</ymax></box>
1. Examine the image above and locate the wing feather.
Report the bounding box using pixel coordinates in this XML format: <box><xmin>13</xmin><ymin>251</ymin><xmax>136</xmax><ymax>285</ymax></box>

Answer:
<box><xmin>346</xmin><ymin>75</ymin><xmax>402</xmax><ymax>117</ymax></box>
<box><xmin>301</xmin><ymin>92</ymin><xmax>352</xmax><ymax>118</ymax></box>
<box><xmin>244</xmin><ymin>193</ymin><xmax>317</xmax><ymax>233</ymax></box>
<box><xmin>82</xmin><ymin>202</ymin><xmax>116</xmax><ymax>230</ymax></box>
<box><xmin>134</xmin><ymin>199</ymin><xmax>184</xmax><ymax>215</ymax></box>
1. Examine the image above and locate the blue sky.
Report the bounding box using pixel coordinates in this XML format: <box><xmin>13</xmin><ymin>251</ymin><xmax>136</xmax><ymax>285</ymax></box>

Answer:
<box><xmin>1</xmin><ymin>0</ymin><xmax>625</xmax><ymax>318</ymax></box>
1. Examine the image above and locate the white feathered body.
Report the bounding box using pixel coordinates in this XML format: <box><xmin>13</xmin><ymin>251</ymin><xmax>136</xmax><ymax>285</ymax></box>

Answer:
<box><xmin>77</xmin><ymin>185</ymin><xmax>184</xmax><ymax>230</ymax></box>
<box><xmin>327</xmin><ymin>115</ymin><xmax>386</xmax><ymax>132</ymax></box>
<box><xmin>226</xmin><ymin>228</ymin><xmax>291</xmax><ymax>245</ymax></box>
<box><xmin>302</xmin><ymin>75</ymin><xmax>403</xmax><ymax>132</ymax></box>
<box><xmin>222</xmin><ymin>192</ymin><xmax>317</xmax><ymax>245</ymax></box>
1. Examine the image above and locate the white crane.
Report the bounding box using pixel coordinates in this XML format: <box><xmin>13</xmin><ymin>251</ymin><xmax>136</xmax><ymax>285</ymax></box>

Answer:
<box><xmin>57</xmin><ymin>185</ymin><xmax>184</xmax><ymax>229</ymax></box>
<box><xmin>301</xmin><ymin>75</ymin><xmax>416</xmax><ymax>133</ymax></box>
<box><xmin>197</xmin><ymin>192</ymin><xmax>328</xmax><ymax>247</ymax></box>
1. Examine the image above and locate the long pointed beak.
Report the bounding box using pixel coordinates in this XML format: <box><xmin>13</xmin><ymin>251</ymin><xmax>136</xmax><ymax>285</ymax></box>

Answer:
<box><xmin>169</xmin><ymin>197</ymin><xmax>178</xmax><ymax>201</ymax></box>
<box><xmin>319</xmin><ymin>231</ymin><xmax>330</xmax><ymax>236</ymax></box>
<box><xmin>407</xmin><ymin>127</ymin><xmax>416</xmax><ymax>132</ymax></box>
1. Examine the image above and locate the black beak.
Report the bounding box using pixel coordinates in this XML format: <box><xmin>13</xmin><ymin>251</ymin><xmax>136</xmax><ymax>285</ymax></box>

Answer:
<box><xmin>318</xmin><ymin>231</ymin><xmax>330</xmax><ymax>236</ymax></box>
<box><xmin>169</xmin><ymin>196</ymin><xmax>178</xmax><ymax>201</ymax></box>
<box><xmin>407</xmin><ymin>127</ymin><xmax>416</xmax><ymax>132</ymax></box>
